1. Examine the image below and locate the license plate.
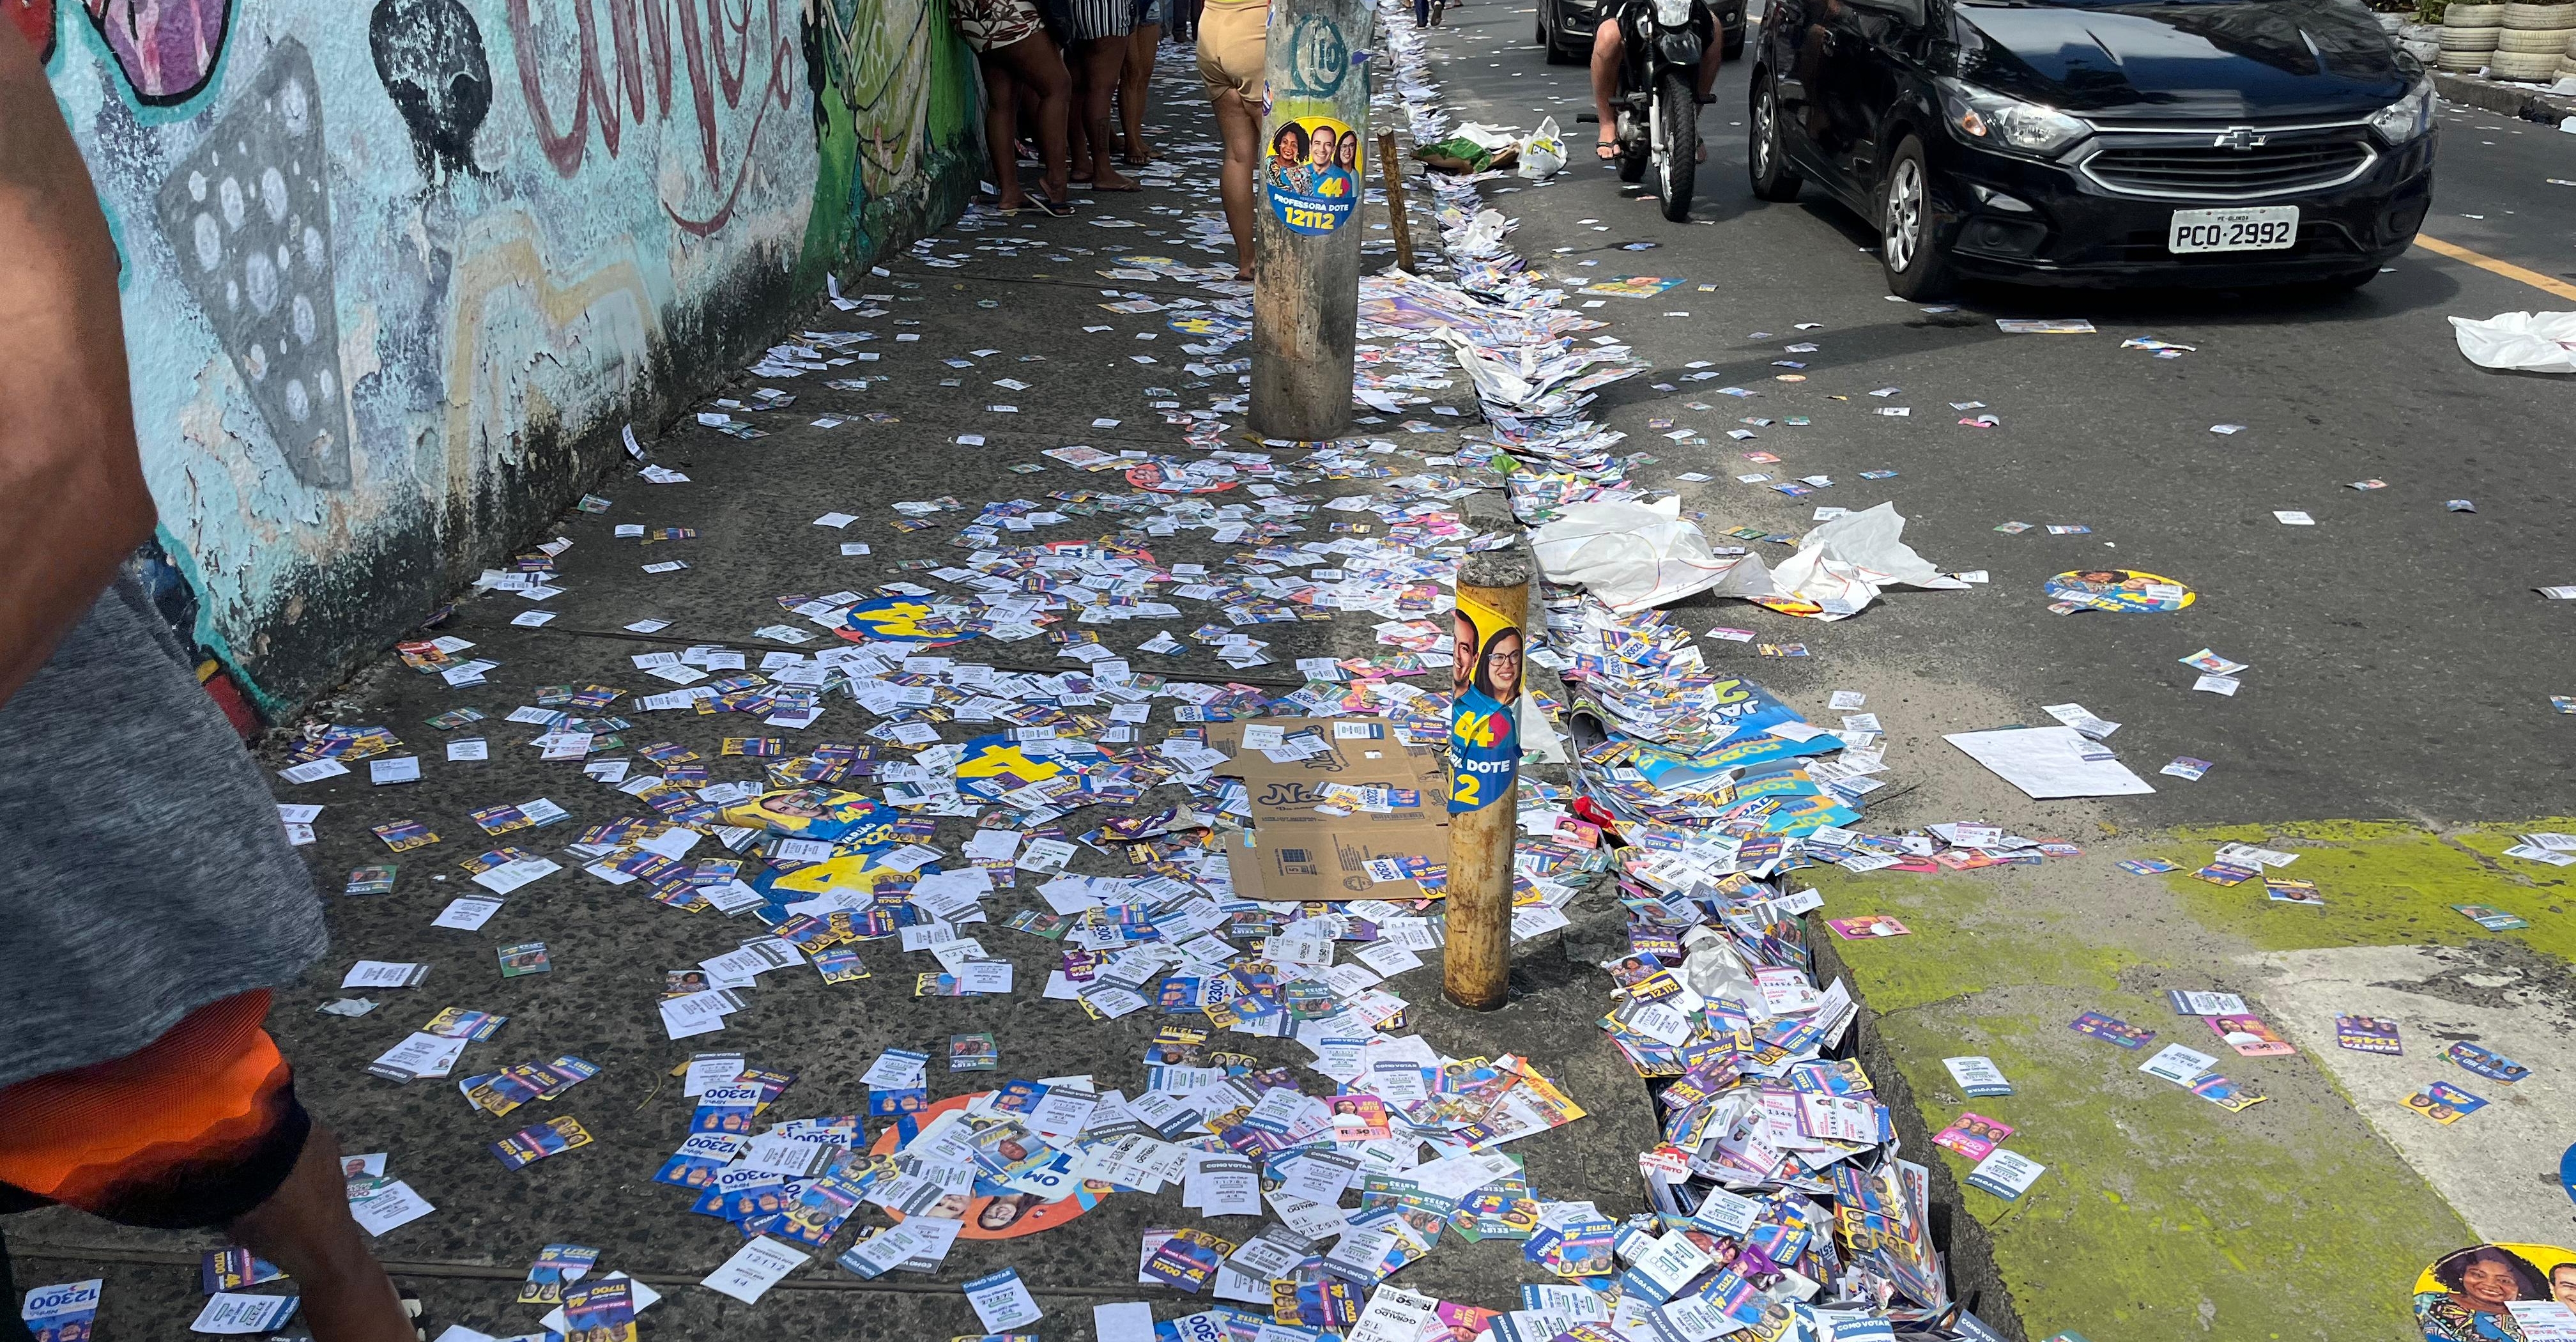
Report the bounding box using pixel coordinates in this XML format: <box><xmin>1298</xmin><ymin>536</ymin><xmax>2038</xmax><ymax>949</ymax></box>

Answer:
<box><xmin>2168</xmin><ymin>206</ymin><xmax>2299</xmax><ymax>254</ymax></box>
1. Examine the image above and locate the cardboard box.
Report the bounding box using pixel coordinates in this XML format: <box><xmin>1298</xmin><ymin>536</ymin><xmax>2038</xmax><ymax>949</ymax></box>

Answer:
<box><xmin>1210</xmin><ymin>717</ymin><xmax>1449</xmax><ymax>902</ymax></box>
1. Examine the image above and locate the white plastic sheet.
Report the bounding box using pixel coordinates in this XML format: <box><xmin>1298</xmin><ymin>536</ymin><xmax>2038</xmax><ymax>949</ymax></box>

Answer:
<box><xmin>1531</xmin><ymin>498</ymin><xmax>1774</xmax><ymax>613</ymax></box>
<box><xmin>1765</xmin><ymin>502</ymin><xmax>1957</xmax><ymax>619</ymax></box>
<box><xmin>1945</xmin><ymin>727</ymin><xmax>2156</xmax><ymax>799</ymax></box>
<box><xmin>2450</xmin><ymin>311</ymin><xmax>2576</xmax><ymax>374</ymax></box>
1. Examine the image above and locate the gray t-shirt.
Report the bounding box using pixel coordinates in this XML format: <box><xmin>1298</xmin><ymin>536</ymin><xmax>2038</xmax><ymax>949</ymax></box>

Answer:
<box><xmin>0</xmin><ymin>575</ymin><xmax>327</xmax><ymax>1088</ymax></box>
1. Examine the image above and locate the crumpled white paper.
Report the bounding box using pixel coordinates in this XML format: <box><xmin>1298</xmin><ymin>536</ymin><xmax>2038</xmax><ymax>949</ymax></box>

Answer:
<box><xmin>1531</xmin><ymin>498</ymin><xmax>1774</xmax><ymax>613</ymax></box>
<box><xmin>1765</xmin><ymin>502</ymin><xmax>1961</xmax><ymax>619</ymax></box>
<box><xmin>2450</xmin><ymin>311</ymin><xmax>2576</xmax><ymax>374</ymax></box>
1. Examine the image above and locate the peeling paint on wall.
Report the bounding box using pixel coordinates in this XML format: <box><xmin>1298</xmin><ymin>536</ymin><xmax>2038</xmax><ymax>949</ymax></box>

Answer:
<box><xmin>19</xmin><ymin>0</ymin><xmax>979</xmax><ymax>715</ymax></box>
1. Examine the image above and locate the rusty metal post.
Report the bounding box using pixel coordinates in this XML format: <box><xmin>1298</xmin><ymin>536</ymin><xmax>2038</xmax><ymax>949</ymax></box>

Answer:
<box><xmin>1443</xmin><ymin>548</ymin><xmax>1530</xmax><ymax>1011</ymax></box>
<box><xmin>1376</xmin><ymin>130</ymin><xmax>1414</xmax><ymax>272</ymax></box>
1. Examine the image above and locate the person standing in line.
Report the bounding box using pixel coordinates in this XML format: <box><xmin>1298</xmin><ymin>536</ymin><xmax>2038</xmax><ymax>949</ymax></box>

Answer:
<box><xmin>1116</xmin><ymin>0</ymin><xmax>1162</xmax><ymax>166</ymax></box>
<box><xmin>1167</xmin><ymin>0</ymin><xmax>1200</xmax><ymax>43</ymax></box>
<box><xmin>954</xmin><ymin>0</ymin><xmax>1076</xmax><ymax>213</ymax></box>
<box><xmin>0</xmin><ymin>31</ymin><xmax>417</xmax><ymax>1342</ymax></box>
<box><xmin>1066</xmin><ymin>0</ymin><xmax>1144</xmax><ymax>191</ymax></box>
<box><xmin>1197</xmin><ymin>0</ymin><xmax>1267</xmax><ymax>277</ymax></box>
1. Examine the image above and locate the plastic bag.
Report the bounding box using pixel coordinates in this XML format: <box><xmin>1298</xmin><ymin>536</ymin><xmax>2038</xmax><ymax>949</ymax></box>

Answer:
<box><xmin>1518</xmin><ymin>116</ymin><xmax>1567</xmax><ymax>178</ymax></box>
<box><xmin>1761</xmin><ymin>501</ymin><xmax>1952</xmax><ymax>620</ymax></box>
<box><xmin>1531</xmin><ymin>498</ymin><xmax>1775</xmax><ymax>613</ymax></box>
<box><xmin>2451</xmin><ymin>311</ymin><xmax>2576</xmax><ymax>373</ymax></box>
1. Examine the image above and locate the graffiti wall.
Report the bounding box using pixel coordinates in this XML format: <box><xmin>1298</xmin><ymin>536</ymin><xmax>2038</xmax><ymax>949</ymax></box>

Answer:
<box><xmin>19</xmin><ymin>0</ymin><xmax>981</xmax><ymax>716</ymax></box>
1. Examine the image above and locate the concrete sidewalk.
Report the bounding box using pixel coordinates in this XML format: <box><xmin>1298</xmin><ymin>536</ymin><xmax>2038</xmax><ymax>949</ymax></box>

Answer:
<box><xmin>4</xmin><ymin>40</ymin><xmax>1667</xmax><ymax>1342</ymax></box>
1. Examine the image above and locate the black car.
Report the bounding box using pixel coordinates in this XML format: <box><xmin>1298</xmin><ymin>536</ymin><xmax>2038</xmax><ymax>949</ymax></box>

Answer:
<box><xmin>1541</xmin><ymin>0</ymin><xmax>1745</xmax><ymax>65</ymax></box>
<box><xmin>1745</xmin><ymin>0</ymin><xmax>2435</xmax><ymax>295</ymax></box>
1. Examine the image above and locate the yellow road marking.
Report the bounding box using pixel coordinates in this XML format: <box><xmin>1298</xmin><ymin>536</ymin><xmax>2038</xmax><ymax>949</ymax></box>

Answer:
<box><xmin>2414</xmin><ymin>233</ymin><xmax>2576</xmax><ymax>303</ymax></box>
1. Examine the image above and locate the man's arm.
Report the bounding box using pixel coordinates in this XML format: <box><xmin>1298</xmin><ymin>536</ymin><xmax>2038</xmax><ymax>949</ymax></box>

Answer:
<box><xmin>0</xmin><ymin>31</ymin><xmax>158</xmax><ymax>706</ymax></box>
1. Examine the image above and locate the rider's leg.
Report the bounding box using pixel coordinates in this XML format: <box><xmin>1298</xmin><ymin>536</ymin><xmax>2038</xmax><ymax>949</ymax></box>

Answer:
<box><xmin>1588</xmin><ymin>19</ymin><xmax>1622</xmax><ymax>155</ymax></box>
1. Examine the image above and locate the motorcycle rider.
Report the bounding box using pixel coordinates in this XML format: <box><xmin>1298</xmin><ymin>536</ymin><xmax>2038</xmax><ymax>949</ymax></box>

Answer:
<box><xmin>1588</xmin><ymin>0</ymin><xmax>1722</xmax><ymax>161</ymax></box>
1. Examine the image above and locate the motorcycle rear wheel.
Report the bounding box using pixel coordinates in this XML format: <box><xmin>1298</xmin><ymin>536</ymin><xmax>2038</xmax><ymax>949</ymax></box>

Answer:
<box><xmin>1655</xmin><ymin>69</ymin><xmax>1698</xmax><ymax>219</ymax></box>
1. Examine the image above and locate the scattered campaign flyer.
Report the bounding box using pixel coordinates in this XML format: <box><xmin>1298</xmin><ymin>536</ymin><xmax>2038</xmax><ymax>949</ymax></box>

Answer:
<box><xmin>20</xmin><ymin>1281</ymin><xmax>102</xmax><ymax>1342</ymax></box>
<box><xmin>962</xmin><ymin>1269</ymin><xmax>1043</xmax><ymax>1331</ymax></box>
<box><xmin>1964</xmin><ymin>1150</ymin><xmax>2046</xmax><ymax>1201</ymax></box>
<box><xmin>1942</xmin><ymin>1056</ymin><xmax>2013</xmax><ymax>1097</ymax></box>
<box><xmin>701</xmin><ymin>1237</ymin><xmax>809</xmax><ymax>1304</ymax></box>
<box><xmin>2335</xmin><ymin>1015</ymin><xmax>2404</xmax><ymax>1055</ymax></box>
<box><xmin>189</xmin><ymin>1293</ymin><xmax>298</xmax><ymax>1334</ymax></box>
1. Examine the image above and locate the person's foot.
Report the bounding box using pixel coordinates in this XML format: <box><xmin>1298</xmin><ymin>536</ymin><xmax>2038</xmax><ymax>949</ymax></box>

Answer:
<box><xmin>1695</xmin><ymin>143</ymin><xmax>1706</xmax><ymax>163</ymax></box>
<box><xmin>1029</xmin><ymin>192</ymin><xmax>1075</xmax><ymax>217</ymax></box>
<box><xmin>1234</xmin><ymin>261</ymin><xmax>1253</xmax><ymax>279</ymax></box>
<box><xmin>1091</xmin><ymin>168</ymin><xmax>1143</xmax><ymax>190</ymax></box>
<box><xmin>1594</xmin><ymin>137</ymin><xmax>1617</xmax><ymax>160</ymax></box>
<box><xmin>1121</xmin><ymin>145</ymin><xmax>1158</xmax><ymax>165</ymax></box>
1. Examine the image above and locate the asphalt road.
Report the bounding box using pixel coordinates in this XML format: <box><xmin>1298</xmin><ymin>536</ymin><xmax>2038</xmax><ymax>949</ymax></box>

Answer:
<box><xmin>1417</xmin><ymin>5</ymin><xmax>2575</xmax><ymax>828</ymax></box>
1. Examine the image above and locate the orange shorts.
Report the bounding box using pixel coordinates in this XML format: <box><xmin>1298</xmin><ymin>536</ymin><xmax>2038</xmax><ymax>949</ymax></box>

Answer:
<box><xmin>0</xmin><ymin>991</ymin><xmax>309</xmax><ymax>1228</ymax></box>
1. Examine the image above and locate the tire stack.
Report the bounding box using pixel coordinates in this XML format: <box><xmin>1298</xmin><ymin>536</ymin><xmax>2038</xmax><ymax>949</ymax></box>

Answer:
<box><xmin>2491</xmin><ymin>1</ymin><xmax>2576</xmax><ymax>78</ymax></box>
<box><xmin>2561</xmin><ymin>24</ymin><xmax>2576</xmax><ymax>76</ymax></box>
<box><xmin>2437</xmin><ymin>2</ymin><xmax>2503</xmax><ymax>71</ymax></box>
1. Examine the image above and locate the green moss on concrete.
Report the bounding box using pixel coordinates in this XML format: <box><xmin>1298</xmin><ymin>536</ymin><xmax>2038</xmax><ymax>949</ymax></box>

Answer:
<box><xmin>1811</xmin><ymin>854</ymin><xmax>2487</xmax><ymax>1342</ymax></box>
<box><xmin>2158</xmin><ymin>819</ymin><xmax>2576</xmax><ymax>960</ymax></box>
<box><xmin>1806</xmin><ymin>871</ymin><xmax>2151</xmax><ymax>1012</ymax></box>
<box><xmin>1876</xmin><ymin>1008</ymin><xmax>2471</xmax><ymax>1342</ymax></box>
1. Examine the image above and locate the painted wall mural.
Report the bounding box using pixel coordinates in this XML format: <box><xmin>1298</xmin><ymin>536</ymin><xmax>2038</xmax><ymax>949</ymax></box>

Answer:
<box><xmin>20</xmin><ymin>0</ymin><xmax>982</xmax><ymax>716</ymax></box>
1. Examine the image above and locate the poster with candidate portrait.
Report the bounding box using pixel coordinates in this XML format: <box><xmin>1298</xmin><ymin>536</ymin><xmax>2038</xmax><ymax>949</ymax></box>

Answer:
<box><xmin>1266</xmin><ymin>116</ymin><xmax>1362</xmax><ymax>235</ymax></box>
<box><xmin>1448</xmin><ymin>592</ymin><xmax>1522</xmax><ymax>814</ymax></box>
<box><xmin>2415</xmin><ymin>1242</ymin><xmax>2576</xmax><ymax>1341</ymax></box>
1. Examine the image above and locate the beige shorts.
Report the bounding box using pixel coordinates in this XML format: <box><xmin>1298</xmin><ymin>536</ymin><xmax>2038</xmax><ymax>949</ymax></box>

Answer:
<box><xmin>1197</xmin><ymin>1</ymin><xmax>1268</xmax><ymax>99</ymax></box>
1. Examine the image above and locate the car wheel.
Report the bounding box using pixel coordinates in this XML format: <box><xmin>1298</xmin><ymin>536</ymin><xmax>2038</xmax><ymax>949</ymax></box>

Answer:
<box><xmin>1878</xmin><ymin>135</ymin><xmax>1952</xmax><ymax>300</ymax></box>
<box><xmin>1747</xmin><ymin>71</ymin><xmax>1803</xmax><ymax>203</ymax></box>
<box><xmin>1535</xmin><ymin>15</ymin><xmax>1576</xmax><ymax>63</ymax></box>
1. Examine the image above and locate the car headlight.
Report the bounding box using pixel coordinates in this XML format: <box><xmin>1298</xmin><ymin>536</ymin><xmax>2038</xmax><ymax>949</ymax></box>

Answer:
<box><xmin>1652</xmin><ymin>0</ymin><xmax>1692</xmax><ymax>26</ymax></box>
<box><xmin>1936</xmin><ymin>77</ymin><xmax>2090</xmax><ymax>158</ymax></box>
<box><xmin>2368</xmin><ymin>81</ymin><xmax>2433</xmax><ymax>144</ymax></box>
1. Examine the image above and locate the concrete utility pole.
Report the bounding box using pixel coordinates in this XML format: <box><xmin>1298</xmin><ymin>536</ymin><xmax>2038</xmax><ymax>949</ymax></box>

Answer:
<box><xmin>1443</xmin><ymin>548</ymin><xmax>1530</xmax><ymax>1012</ymax></box>
<box><xmin>1248</xmin><ymin>0</ymin><xmax>1374</xmax><ymax>442</ymax></box>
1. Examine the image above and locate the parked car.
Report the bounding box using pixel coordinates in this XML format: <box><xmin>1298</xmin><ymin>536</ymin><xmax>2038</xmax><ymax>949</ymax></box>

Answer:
<box><xmin>1541</xmin><ymin>0</ymin><xmax>1745</xmax><ymax>65</ymax></box>
<box><xmin>1744</xmin><ymin>0</ymin><xmax>2436</xmax><ymax>295</ymax></box>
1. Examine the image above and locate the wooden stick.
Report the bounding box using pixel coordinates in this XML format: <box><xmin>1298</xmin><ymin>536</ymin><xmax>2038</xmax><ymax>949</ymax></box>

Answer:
<box><xmin>1377</xmin><ymin>130</ymin><xmax>1415</xmax><ymax>272</ymax></box>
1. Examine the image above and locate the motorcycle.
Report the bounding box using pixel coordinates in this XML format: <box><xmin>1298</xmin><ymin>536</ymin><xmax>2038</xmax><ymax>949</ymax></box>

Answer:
<box><xmin>1579</xmin><ymin>0</ymin><xmax>1709</xmax><ymax>220</ymax></box>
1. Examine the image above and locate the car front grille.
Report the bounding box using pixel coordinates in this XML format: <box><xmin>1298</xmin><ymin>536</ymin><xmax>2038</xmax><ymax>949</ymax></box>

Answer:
<box><xmin>2080</xmin><ymin>136</ymin><xmax>2374</xmax><ymax>201</ymax></box>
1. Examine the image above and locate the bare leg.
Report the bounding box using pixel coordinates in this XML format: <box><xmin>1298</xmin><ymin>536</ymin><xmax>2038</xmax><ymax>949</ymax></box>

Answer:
<box><xmin>1075</xmin><ymin>36</ymin><xmax>1140</xmax><ymax>189</ymax></box>
<box><xmin>1213</xmin><ymin>86</ymin><xmax>1259</xmax><ymax>277</ymax></box>
<box><xmin>1119</xmin><ymin>22</ymin><xmax>1161</xmax><ymax>163</ymax></box>
<box><xmin>979</xmin><ymin>54</ymin><xmax>1029</xmax><ymax>207</ymax></box>
<box><xmin>997</xmin><ymin>35</ymin><xmax>1073</xmax><ymax>201</ymax></box>
<box><xmin>225</xmin><ymin>1124</ymin><xmax>412</xmax><ymax>1342</ymax></box>
<box><xmin>1589</xmin><ymin>19</ymin><xmax>1622</xmax><ymax>156</ymax></box>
